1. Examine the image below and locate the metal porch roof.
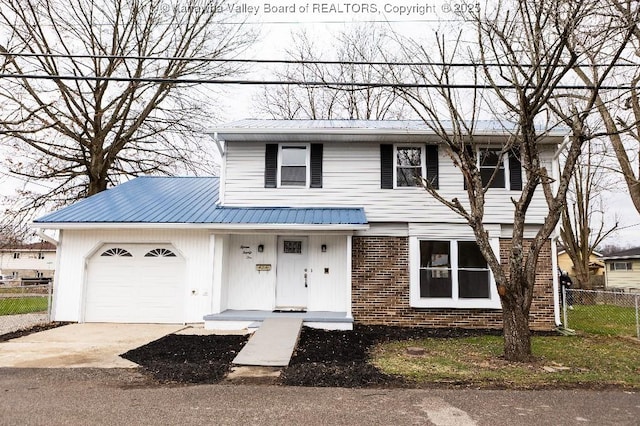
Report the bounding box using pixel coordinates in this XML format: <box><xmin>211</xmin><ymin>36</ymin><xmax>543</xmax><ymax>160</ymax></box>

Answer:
<box><xmin>33</xmin><ymin>176</ymin><xmax>367</xmax><ymax>228</ymax></box>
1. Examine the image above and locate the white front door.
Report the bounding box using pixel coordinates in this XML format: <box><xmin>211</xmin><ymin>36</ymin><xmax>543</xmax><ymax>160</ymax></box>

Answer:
<box><xmin>276</xmin><ymin>236</ymin><xmax>308</xmax><ymax>310</ymax></box>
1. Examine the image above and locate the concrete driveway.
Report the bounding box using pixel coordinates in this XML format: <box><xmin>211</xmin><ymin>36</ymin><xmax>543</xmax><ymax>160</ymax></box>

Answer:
<box><xmin>0</xmin><ymin>323</ymin><xmax>185</xmax><ymax>368</ymax></box>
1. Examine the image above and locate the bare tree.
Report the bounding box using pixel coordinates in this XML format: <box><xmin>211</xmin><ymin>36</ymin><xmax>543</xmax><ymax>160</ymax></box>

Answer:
<box><xmin>390</xmin><ymin>0</ymin><xmax>635</xmax><ymax>361</ymax></box>
<box><xmin>0</xmin><ymin>0</ymin><xmax>254</xmax><ymax>221</ymax></box>
<box><xmin>560</xmin><ymin>140</ymin><xmax>618</xmax><ymax>289</ymax></box>
<box><xmin>255</xmin><ymin>25</ymin><xmax>409</xmax><ymax>120</ymax></box>
<box><xmin>571</xmin><ymin>0</ymin><xmax>640</xmax><ymax>214</ymax></box>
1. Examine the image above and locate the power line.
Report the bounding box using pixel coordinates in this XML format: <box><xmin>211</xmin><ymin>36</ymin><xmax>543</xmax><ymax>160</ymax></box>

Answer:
<box><xmin>1</xmin><ymin>51</ymin><xmax>639</xmax><ymax>68</ymax></box>
<box><xmin>0</xmin><ymin>73</ymin><xmax>637</xmax><ymax>90</ymax></box>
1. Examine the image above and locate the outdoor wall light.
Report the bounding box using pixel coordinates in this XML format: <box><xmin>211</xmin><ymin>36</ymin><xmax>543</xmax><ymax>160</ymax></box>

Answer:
<box><xmin>258</xmin><ymin>244</ymin><xmax>264</xmax><ymax>253</ymax></box>
<box><xmin>321</xmin><ymin>244</ymin><xmax>327</xmax><ymax>252</ymax></box>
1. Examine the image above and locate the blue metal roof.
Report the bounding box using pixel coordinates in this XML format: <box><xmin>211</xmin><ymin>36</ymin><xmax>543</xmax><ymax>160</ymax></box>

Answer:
<box><xmin>34</xmin><ymin>176</ymin><xmax>367</xmax><ymax>227</ymax></box>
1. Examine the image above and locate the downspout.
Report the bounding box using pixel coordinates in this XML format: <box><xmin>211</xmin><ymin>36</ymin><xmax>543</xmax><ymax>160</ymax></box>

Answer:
<box><xmin>551</xmin><ymin>134</ymin><xmax>570</xmax><ymax>327</ymax></box>
<box><xmin>551</xmin><ymin>236</ymin><xmax>561</xmax><ymax>326</ymax></box>
<box><xmin>211</xmin><ymin>132</ymin><xmax>226</xmax><ymax>206</ymax></box>
<box><xmin>35</xmin><ymin>228</ymin><xmax>60</xmax><ymax>322</ymax></box>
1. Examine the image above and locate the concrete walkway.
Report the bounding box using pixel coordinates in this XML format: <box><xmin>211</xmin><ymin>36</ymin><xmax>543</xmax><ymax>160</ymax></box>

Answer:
<box><xmin>233</xmin><ymin>317</ymin><xmax>303</xmax><ymax>366</ymax></box>
<box><xmin>0</xmin><ymin>323</ymin><xmax>184</xmax><ymax>368</ymax></box>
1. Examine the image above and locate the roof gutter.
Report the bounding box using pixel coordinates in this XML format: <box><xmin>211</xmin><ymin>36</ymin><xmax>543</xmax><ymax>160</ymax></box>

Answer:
<box><xmin>30</xmin><ymin>222</ymin><xmax>370</xmax><ymax>231</ymax></box>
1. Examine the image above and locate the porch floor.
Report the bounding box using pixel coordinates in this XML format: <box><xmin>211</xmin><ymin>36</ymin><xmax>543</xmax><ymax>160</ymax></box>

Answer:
<box><xmin>204</xmin><ymin>310</ymin><xmax>352</xmax><ymax>324</ymax></box>
<box><xmin>232</xmin><ymin>317</ymin><xmax>303</xmax><ymax>367</ymax></box>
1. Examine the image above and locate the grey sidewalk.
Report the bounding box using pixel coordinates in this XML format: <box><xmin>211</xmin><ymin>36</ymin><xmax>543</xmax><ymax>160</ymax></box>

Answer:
<box><xmin>233</xmin><ymin>317</ymin><xmax>303</xmax><ymax>366</ymax></box>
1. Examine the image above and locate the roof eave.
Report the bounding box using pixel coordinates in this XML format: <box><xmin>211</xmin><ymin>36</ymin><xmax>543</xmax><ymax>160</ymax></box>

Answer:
<box><xmin>31</xmin><ymin>222</ymin><xmax>370</xmax><ymax>231</ymax></box>
<box><xmin>207</xmin><ymin>127</ymin><xmax>567</xmax><ymax>144</ymax></box>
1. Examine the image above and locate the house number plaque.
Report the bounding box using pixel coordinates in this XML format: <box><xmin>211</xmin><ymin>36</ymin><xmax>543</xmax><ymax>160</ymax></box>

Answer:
<box><xmin>256</xmin><ymin>264</ymin><xmax>272</xmax><ymax>271</ymax></box>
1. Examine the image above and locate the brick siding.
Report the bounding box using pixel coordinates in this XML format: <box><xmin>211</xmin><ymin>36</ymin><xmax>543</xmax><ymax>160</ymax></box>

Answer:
<box><xmin>351</xmin><ymin>236</ymin><xmax>556</xmax><ymax>330</ymax></box>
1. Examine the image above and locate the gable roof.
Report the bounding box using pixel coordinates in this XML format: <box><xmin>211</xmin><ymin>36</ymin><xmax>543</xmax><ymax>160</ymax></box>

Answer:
<box><xmin>33</xmin><ymin>176</ymin><xmax>368</xmax><ymax>230</ymax></box>
<box><xmin>602</xmin><ymin>246</ymin><xmax>640</xmax><ymax>260</ymax></box>
<box><xmin>210</xmin><ymin>119</ymin><xmax>569</xmax><ymax>143</ymax></box>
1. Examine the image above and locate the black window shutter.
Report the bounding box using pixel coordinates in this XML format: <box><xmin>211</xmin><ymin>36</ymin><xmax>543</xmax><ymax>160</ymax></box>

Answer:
<box><xmin>509</xmin><ymin>149</ymin><xmax>523</xmax><ymax>190</ymax></box>
<box><xmin>310</xmin><ymin>143</ymin><xmax>323</xmax><ymax>188</ymax></box>
<box><xmin>380</xmin><ymin>144</ymin><xmax>393</xmax><ymax>189</ymax></box>
<box><xmin>264</xmin><ymin>144</ymin><xmax>278</xmax><ymax>188</ymax></box>
<box><xmin>425</xmin><ymin>144</ymin><xmax>439</xmax><ymax>189</ymax></box>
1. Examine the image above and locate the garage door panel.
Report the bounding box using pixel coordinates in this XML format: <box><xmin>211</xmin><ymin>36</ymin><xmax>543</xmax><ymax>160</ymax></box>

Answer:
<box><xmin>85</xmin><ymin>244</ymin><xmax>185</xmax><ymax>323</ymax></box>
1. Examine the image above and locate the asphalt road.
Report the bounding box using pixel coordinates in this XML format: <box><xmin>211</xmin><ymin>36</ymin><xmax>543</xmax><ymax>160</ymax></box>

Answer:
<box><xmin>0</xmin><ymin>368</ymin><xmax>638</xmax><ymax>425</ymax></box>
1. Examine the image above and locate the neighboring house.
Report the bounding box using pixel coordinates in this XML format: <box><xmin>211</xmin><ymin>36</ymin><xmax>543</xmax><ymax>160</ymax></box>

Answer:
<box><xmin>557</xmin><ymin>249</ymin><xmax>605</xmax><ymax>276</ymax></box>
<box><xmin>602</xmin><ymin>247</ymin><xmax>640</xmax><ymax>293</ymax></box>
<box><xmin>0</xmin><ymin>241</ymin><xmax>56</xmax><ymax>285</ymax></box>
<box><xmin>32</xmin><ymin>120</ymin><xmax>564</xmax><ymax>330</ymax></box>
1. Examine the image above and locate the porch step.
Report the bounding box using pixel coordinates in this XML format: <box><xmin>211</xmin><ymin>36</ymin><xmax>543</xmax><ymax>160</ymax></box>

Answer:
<box><xmin>232</xmin><ymin>317</ymin><xmax>303</xmax><ymax>367</ymax></box>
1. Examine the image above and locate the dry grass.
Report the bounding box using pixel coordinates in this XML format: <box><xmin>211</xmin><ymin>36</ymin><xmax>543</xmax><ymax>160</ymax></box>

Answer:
<box><xmin>372</xmin><ymin>335</ymin><xmax>640</xmax><ymax>389</ymax></box>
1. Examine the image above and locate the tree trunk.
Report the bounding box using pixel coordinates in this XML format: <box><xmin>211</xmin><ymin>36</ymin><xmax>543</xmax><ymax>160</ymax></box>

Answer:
<box><xmin>501</xmin><ymin>298</ymin><xmax>532</xmax><ymax>362</ymax></box>
<box><xmin>87</xmin><ymin>174</ymin><xmax>108</xmax><ymax>196</ymax></box>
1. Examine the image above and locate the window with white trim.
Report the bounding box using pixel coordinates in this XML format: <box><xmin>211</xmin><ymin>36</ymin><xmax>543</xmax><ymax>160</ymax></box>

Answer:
<box><xmin>395</xmin><ymin>146</ymin><xmax>424</xmax><ymax>187</ymax></box>
<box><xmin>411</xmin><ymin>238</ymin><xmax>500</xmax><ymax>309</ymax></box>
<box><xmin>479</xmin><ymin>149</ymin><xmax>506</xmax><ymax>188</ymax></box>
<box><xmin>279</xmin><ymin>145</ymin><xmax>309</xmax><ymax>187</ymax></box>
<box><xmin>610</xmin><ymin>261</ymin><xmax>632</xmax><ymax>271</ymax></box>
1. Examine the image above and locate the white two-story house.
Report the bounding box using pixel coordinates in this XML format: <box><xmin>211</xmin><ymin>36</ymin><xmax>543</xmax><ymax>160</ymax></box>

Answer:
<box><xmin>33</xmin><ymin>120</ymin><xmax>562</xmax><ymax>330</ymax></box>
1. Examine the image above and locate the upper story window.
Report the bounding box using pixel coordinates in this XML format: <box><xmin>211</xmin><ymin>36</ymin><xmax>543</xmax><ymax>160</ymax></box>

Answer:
<box><xmin>396</xmin><ymin>147</ymin><xmax>424</xmax><ymax>187</ymax></box>
<box><xmin>280</xmin><ymin>145</ymin><xmax>308</xmax><ymax>187</ymax></box>
<box><xmin>410</xmin><ymin>237</ymin><xmax>500</xmax><ymax>309</ymax></box>
<box><xmin>474</xmin><ymin>147</ymin><xmax>522</xmax><ymax>190</ymax></box>
<box><xmin>479</xmin><ymin>149</ymin><xmax>506</xmax><ymax>188</ymax></box>
<box><xmin>610</xmin><ymin>261</ymin><xmax>632</xmax><ymax>271</ymax></box>
<box><xmin>381</xmin><ymin>144</ymin><xmax>439</xmax><ymax>190</ymax></box>
<box><xmin>265</xmin><ymin>143</ymin><xmax>323</xmax><ymax>189</ymax></box>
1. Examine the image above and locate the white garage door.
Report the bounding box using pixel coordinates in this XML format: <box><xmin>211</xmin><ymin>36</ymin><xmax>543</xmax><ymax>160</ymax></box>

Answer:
<box><xmin>85</xmin><ymin>244</ymin><xmax>185</xmax><ymax>323</ymax></box>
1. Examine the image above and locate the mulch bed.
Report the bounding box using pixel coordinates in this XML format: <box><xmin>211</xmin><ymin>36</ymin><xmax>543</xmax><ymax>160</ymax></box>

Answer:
<box><xmin>120</xmin><ymin>325</ymin><xmax>508</xmax><ymax>387</ymax></box>
<box><xmin>0</xmin><ymin>321</ymin><xmax>71</xmax><ymax>342</ymax></box>
<box><xmin>121</xmin><ymin>334</ymin><xmax>250</xmax><ymax>384</ymax></box>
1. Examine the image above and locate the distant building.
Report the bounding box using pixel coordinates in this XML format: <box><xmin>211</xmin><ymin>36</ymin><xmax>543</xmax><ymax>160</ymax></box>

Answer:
<box><xmin>0</xmin><ymin>241</ymin><xmax>56</xmax><ymax>285</ymax></box>
<box><xmin>557</xmin><ymin>248</ymin><xmax>605</xmax><ymax>278</ymax></box>
<box><xmin>602</xmin><ymin>246</ymin><xmax>640</xmax><ymax>293</ymax></box>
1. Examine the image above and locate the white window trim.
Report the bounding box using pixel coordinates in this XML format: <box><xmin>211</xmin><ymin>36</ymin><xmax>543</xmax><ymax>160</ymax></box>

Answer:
<box><xmin>277</xmin><ymin>143</ymin><xmax>310</xmax><ymax>188</ymax></box>
<box><xmin>409</xmin><ymin>236</ymin><xmax>502</xmax><ymax>309</ymax></box>
<box><xmin>394</xmin><ymin>144</ymin><xmax>426</xmax><ymax>189</ymax></box>
<box><xmin>478</xmin><ymin>148</ymin><xmax>510</xmax><ymax>189</ymax></box>
<box><xmin>611</xmin><ymin>261</ymin><xmax>633</xmax><ymax>271</ymax></box>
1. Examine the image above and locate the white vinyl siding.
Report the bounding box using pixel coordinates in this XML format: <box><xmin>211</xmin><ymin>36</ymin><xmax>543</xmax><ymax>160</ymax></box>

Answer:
<box><xmin>223</xmin><ymin>141</ymin><xmax>552</xmax><ymax>224</ymax></box>
<box><xmin>225</xmin><ymin>234</ymin><xmax>278</xmax><ymax>311</ymax></box>
<box><xmin>605</xmin><ymin>259</ymin><xmax>640</xmax><ymax>291</ymax></box>
<box><xmin>222</xmin><ymin>234</ymin><xmax>348</xmax><ymax>313</ymax></box>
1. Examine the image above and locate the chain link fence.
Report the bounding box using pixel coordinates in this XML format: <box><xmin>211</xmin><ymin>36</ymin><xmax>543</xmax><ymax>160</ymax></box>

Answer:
<box><xmin>563</xmin><ymin>288</ymin><xmax>640</xmax><ymax>339</ymax></box>
<box><xmin>0</xmin><ymin>283</ymin><xmax>52</xmax><ymax>336</ymax></box>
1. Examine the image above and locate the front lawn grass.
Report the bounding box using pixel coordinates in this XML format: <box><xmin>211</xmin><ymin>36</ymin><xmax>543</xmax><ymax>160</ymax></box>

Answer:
<box><xmin>0</xmin><ymin>297</ymin><xmax>48</xmax><ymax>315</ymax></box>
<box><xmin>567</xmin><ymin>305</ymin><xmax>637</xmax><ymax>336</ymax></box>
<box><xmin>372</xmin><ymin>335</ymin><xmax>640</xmax><ymax>389</ymax></box>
